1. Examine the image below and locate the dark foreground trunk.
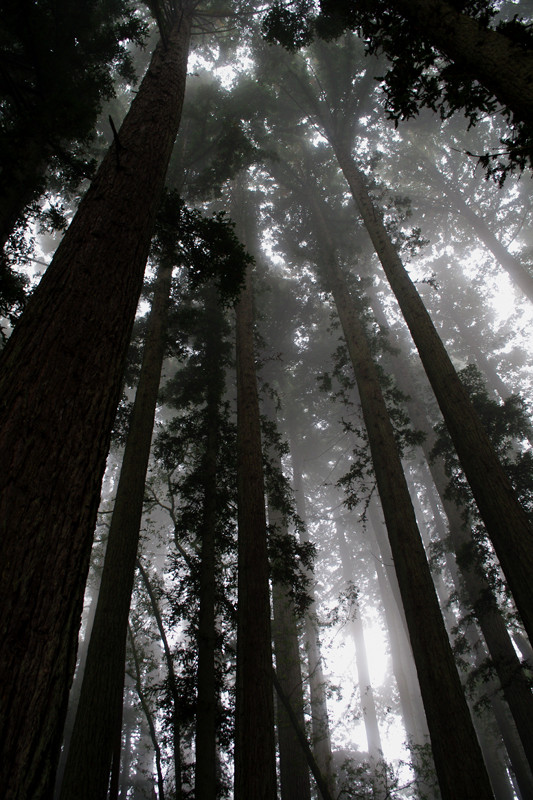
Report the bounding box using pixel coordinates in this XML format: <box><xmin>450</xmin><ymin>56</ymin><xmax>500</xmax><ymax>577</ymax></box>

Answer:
<box><xmin>0</xmin><ymin>14</ymin><xmax>191</xmax><ymax>800</ymax></box>
<box><xmin>59</xmin><ymin>260</ymin><xmax>174</xmax><ymax>800</ymax></box>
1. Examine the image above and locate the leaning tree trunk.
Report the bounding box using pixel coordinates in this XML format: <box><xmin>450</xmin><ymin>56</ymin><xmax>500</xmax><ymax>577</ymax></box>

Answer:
<box><xmin>59</xmin><ymin>259</ymin><xmax>174</xmax><ymax>800</ymax></box>
<box><xmin>233</xmin><ymin>221</ymin><xmax>277</xmax><ymax>800</ymax></box>
<box><xmin>372</xmin><ymin>297</ymin><xmax>533</xmax><ymax>779</ymax></box>
<box><xmin>0</xmin><ymin>11</ymin><xmax>191</xmax><ymax>799</ymax></box>
<box><xmin>389</xmin><ymin>0</ymin><xmax>533</xmax><ymax>129</ymax></box>
<box><xmin>308</xmin><ymin>189</ymin><xmax>494</xmax><ymax>800</ymax></box>
<box><xmin>411</xmin><ymin>146</ymin><xmax>533</xmax><ymax>304</ymax></box>
<box><xmin>332</xmin><ymin>145</ymin><xmax>533</xmax><ymax>647</ymax></box>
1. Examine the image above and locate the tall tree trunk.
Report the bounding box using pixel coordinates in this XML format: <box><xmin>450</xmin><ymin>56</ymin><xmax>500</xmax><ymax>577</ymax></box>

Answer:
<box><xmin>410</xmin><ymin>146</ymin><xmax>533</xmax><ymax>304</ymax></box>
<box><xmin>128</xmin><ymin>626</ymin><xmax>166</xmax><ymax>800</ymax></box>
<box><xmin>264</xmin><ymin>408</ymin><xmax>311</xmax><ymax>800</ymax></box>
<box><xmin>288</xmin><ymin>429</ymin><xmax>336</xmax><ymax>799</ymax></box>
<box><xmin>272</xmin><ymin>670</ymin><xmax>335</xmax><ymax>800</ymax></box>
<box><xmin>234</xmin><ymin>233</ymin><xmax>277</xmax><ymax>800</ymax></box>
<box><xmin>0</xmin><ymin>11</ymin><xmax>191</xmax><ymax>798</ymax></box>
<box><xmin>195</xmin><ymin>288</ymin><xmax>227</xmax><ymax>800</ymax></box>
<box><xmin>490</xmin><ymin>690</ymin><xmax>533</xmax><ymax>799</ymax></box>
<box><xmin>271</xmin><ymin>556</ymin><xmax>312</xmax><ymax>800</ymax></box>
<box><xmin>331</xmin><ymin>147</ymin><xmax>533</xmax><ymax>646</ymax></box>
<box><xmin>335</xmin><ymin>522</ymin><xmax>383</xmax><ymax>761</ymax></box>
<box><xmin>409</xmin><ymin>459</ymin><xmax>533</xmax><ymax>800</ymax></box>
<box><xmin>309</xmin><ymin>190</ymin><xmax>494</xmax><ymax>800</ymax></box>
<box><xmin>136</xmin><ymin>562</ymin><xmax>182</xmax><ymax>800</ymax></box>
<box><xmin>59</xmin><ymin>260</ymin><xmax>174</xmax><ymax>800</ymax></box>
<box><xmin>415</xmin><ymin>466</ymin><xmax>533</xmax><ymax>800</ymax></box>
<box><xmin>370</xmin><ymin>531</ymin><xmax>441</xmax><ymax>800</ymax></box>
<box><xmin>373</xmin><ymin>301</ymin><xmax>533</xmax><ymax>781</ymax></box>
<box><xmin>119</xmin><ymin>693</ymin><xmax>135</xmax><ymax>800</ymax></box>
<box><xmin>53</xmin><ymin>586</ymin><xmax>98</xmax><ymax>799</ymax></box>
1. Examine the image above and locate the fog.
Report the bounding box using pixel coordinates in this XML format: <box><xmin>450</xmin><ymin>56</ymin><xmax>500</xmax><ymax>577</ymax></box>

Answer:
<box><xmin>1</xmin><ymin>2</ymin><xmax>533</xmax><ymax>800</ymax></box>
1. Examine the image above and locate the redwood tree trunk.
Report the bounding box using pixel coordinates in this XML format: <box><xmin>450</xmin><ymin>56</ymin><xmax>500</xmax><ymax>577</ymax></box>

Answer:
<box><xmin>333</xmin><ymin>146</ymin><xmax>533</xmax><ymax>647</ymax></box>
<box><xmin>272</xmin><ymin>562</ymin><xmax>312</xmax><ymax>800</ymax></box>
<box><xmin>195</xmin><ymin>288</ymin><xmax>227</xmax><ymax>800</ymax></box>
<box><xmin>234</xmin><ymin>250</ymin><xmax>277</xmax><ymax>800</ymax></box>
<box><xmin>288</xmin><ymin>428</ymin><xmax>336</xmax><ymax>799</ymax></box>
<box><xmin>372</xmin><ymin>299</ymin><xmax>533</xmax><ymax>781</ymax></box>
<box><xmin>59</xmin><ymin>260</ymin><xmax>174</xmax><ymax>800</ymax></box>
<box><xmin>265</xmin><ymin>420</ymin><xmax>311</xmax><ymax>800</ymax></box>
<box><xmin>0</xmin><ymin>13</ymin><xmax>191</xmax><ymax>798</ymax></box>
<box><xmin>309</xmin><ymin>190</ymin><xmax>494</xmax><ymax>800</ymax></box>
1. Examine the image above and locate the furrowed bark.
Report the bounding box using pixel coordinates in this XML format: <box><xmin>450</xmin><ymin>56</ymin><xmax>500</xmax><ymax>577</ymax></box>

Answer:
<box><xmin>0</xmin><ymin>12</ymin><xmax>191</xmax><ymax>795</ymax></box>
<box><xmin>59</xmin><ymin>260</ymin><xmax>174</xmax><ymax>800</ymax></box>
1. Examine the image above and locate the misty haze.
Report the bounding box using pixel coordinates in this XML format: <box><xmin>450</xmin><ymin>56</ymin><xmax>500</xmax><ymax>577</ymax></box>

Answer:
<box><xmin>1</xmin><ymin>2</ymin><xmax>533</xmax><ymax>799</ymax></box>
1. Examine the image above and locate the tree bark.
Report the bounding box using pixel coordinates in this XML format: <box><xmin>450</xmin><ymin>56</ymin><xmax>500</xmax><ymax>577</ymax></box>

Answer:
<box><xmin>59</xmin><ymin>260</ymin><xmax>174</xmax><ymax>800</ymax></box>
<box><xmin>332</xmin><ymin>146</ymin><xmax>533</xmax><ymax>647</ymax></box>
<box><xmin>0</xmin><ymin>11</ymin><xmax>191</xmax><ymax>798</ymax></box>
<box><xmin>375</xmin><ymin>306</ymin><xmax>533</xmax><ymax>782</ymax></box>
<box><xmin>309</xmin><ymin>189</ymin><xmax>494</xmax><ymax>800</ymax></box>
<box><xmin>234</xmin><ymin>244</ymin><xmax>277</xmax><ymax>800</ymax></box>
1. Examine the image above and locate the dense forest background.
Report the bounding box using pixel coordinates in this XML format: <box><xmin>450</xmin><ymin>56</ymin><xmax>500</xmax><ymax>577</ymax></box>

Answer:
<box><xmin>2</xmin><ymin>1</ymin><xmax>533</xmax><ymax>799</ymax></box>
